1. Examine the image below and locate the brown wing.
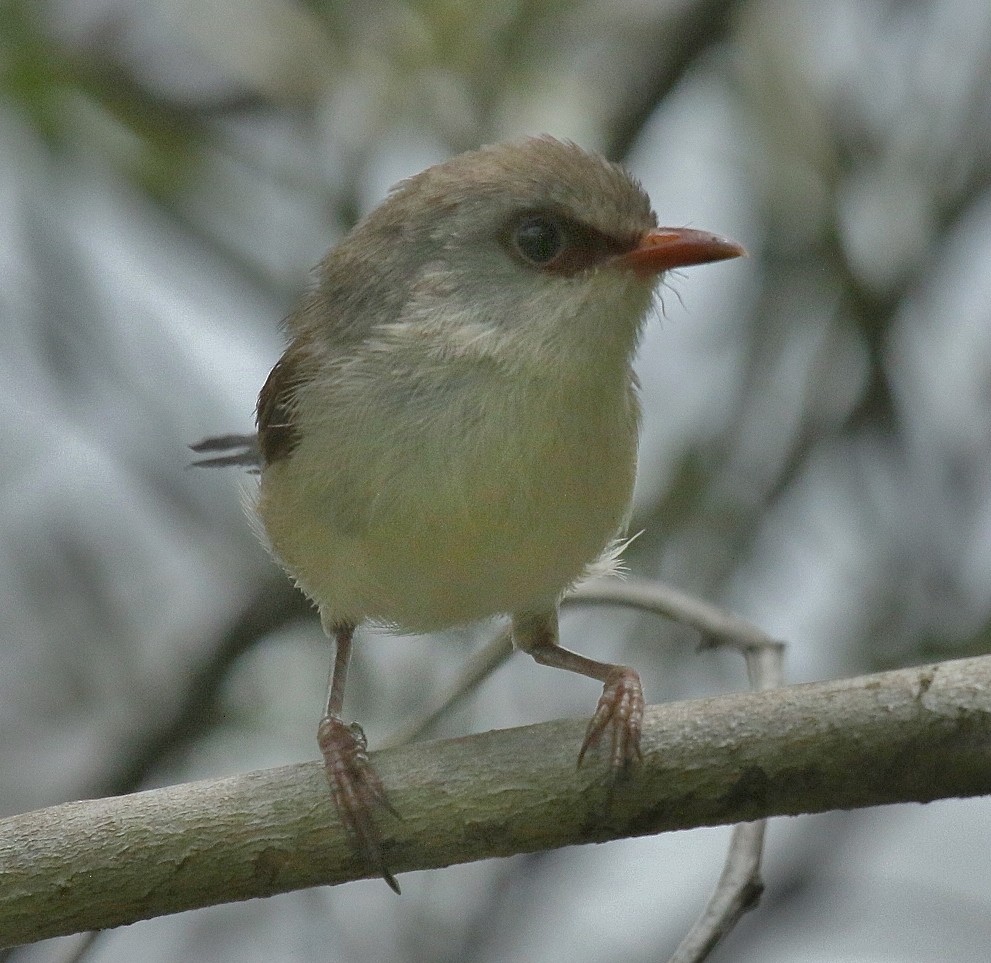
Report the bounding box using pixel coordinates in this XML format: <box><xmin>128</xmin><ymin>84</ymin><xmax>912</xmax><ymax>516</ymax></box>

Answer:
<box><xmin>257</xmin><ymin>346</ymin><xmax>307</xmax><ymax>466</ymax></box>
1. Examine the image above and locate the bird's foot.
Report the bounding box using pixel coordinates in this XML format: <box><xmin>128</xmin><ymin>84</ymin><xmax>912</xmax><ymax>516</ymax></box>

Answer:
<box><xmin>577</xmin><ymin>666</ymin><xmax>644</xmax><ymax>778</ymax></box>
<box><xmin>317</xmin><ymin>715</ymin><xmax>401</xmax><ymax>893</ymax></box>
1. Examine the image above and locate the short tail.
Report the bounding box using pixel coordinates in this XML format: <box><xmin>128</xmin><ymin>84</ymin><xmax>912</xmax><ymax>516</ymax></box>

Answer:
<box><xmin>189</xmin><ymin>434</ymin><xmax>261</xmax><ymax>470</ymax></box>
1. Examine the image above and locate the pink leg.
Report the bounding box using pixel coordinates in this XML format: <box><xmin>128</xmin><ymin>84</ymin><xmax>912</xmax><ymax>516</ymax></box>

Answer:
<box><xmin>317</xmin><ymin>621</ymin><xmax>400</xmax><ymax>893</ymax></box>
<box><xmin>513</xmin><ymin>611</ymin><xmax>644</xmax><ymax>776</ymax></box>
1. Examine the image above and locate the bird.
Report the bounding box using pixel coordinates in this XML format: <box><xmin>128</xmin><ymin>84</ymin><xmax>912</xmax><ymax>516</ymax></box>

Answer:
<box><xmin>192</xmin><ymin>135</ymin><xmax>744</xmax><ymax>892</ymax></box>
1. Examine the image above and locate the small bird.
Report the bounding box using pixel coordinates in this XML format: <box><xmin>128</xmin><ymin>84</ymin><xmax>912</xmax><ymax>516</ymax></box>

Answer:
<box><xmin>193</xmin><ymin>136</ymin><xmax>743</xmax><ymax>892</ymax></box>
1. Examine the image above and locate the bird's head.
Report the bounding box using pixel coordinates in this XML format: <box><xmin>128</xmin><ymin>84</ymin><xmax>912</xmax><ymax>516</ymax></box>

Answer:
<box><xmin>309</xmin><ymin>136</ymin><xmax>743</xmax><ymax>374</ymax></box>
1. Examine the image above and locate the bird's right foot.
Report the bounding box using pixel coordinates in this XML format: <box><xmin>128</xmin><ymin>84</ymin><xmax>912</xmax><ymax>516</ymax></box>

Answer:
<box><xmin>577</xmin><ymin>665</ymin><xmax>645</xmax><ymax>778</ymax></box>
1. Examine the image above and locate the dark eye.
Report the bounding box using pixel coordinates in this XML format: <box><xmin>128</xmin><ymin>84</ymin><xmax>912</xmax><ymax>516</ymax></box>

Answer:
<box><xmin>511</xmin><ymin>214</ymin><xmax>566</xmax><ymax>265</ymax></box>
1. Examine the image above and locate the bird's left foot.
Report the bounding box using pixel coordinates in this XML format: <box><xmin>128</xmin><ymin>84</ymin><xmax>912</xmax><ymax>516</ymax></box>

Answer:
<box><xmin>317</xmin><ymin>715</ymin><xmax>401</xmax><ymax>893</ymax></box>
<box><xmin>577</xmin><ymin>666</ymin><xmax>644</xmax><ymax>777</ymax></box>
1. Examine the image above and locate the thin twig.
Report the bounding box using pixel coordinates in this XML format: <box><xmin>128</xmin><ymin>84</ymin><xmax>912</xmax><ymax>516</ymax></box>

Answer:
<box><xmin>668</xmin><ymin>642</ymin><xmax>784</xmax><ymax>963</ymax></box>
<box><xmin>564</xmin><ymin>578</ymin><xmax>786</xmax><ymax>963</ymax></box>
<box><xmin>668</xmin><ymin>821</ymin><xmax>767</xmax><ymax>963</ymax></box>
<box><xmin>564</xmin><ymin>577</ymin><xmax>781</xmax><ymax>654</ymax></box>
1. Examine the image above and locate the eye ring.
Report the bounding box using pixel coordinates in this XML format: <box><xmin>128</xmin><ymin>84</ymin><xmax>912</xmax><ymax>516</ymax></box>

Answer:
<box><xmin>511</xmin><ymin>214</ymin><xmax>566</xmax><ymax>265</ymax></box>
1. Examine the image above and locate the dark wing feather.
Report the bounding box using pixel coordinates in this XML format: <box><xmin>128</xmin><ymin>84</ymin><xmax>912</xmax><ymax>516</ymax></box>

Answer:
<box><xmin>256</xmin><ymin>343</ymin><xmax>312</xmax><ymax>466</ymax></box>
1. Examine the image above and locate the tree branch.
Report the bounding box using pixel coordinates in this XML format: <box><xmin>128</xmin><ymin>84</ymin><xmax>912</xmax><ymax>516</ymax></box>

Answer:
<box><xmin>3</xmin><ymin>655</ymin><xmax>990</xmax><ymax>948</ymax></box>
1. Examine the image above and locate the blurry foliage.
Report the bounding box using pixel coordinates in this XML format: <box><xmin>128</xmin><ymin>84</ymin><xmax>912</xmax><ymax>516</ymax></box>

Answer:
<box><xmin>1</xmin><ymin>0</ymin><xmax>205</xmax><ymax>196</ymax></box>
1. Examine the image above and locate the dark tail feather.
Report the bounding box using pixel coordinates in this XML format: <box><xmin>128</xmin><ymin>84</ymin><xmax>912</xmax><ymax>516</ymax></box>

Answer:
<box><xmin>189</xmin><ymin>434</ymin><xmax>261</xmax><ymax>471</ymax></box>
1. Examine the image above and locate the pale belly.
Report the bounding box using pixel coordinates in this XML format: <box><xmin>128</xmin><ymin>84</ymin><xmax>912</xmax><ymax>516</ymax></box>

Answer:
<box><xmin>257</xmin><ymin>405</ymin><xmax>637</xmax><ymax>631</ymax></box>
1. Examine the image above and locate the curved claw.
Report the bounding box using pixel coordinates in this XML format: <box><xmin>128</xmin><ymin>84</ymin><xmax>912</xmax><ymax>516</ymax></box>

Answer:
<box><xmin>577</xmin><ymin>666</ymin><xmax>644</xmax><ymax>777</ymax></box>
<box><xmin>317</xmin><ymin>716</ymin><xmax>401</xmax><ymax>893</ymax></box>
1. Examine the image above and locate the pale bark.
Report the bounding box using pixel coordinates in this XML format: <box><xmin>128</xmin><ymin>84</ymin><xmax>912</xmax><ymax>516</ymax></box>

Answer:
<box><xmin>2</xmin><ymin>655</ymin><xmax>990</xmax><ymax>948</ymax></box>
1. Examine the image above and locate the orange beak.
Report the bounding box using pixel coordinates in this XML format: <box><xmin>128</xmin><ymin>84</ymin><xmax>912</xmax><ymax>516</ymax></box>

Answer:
<box><xmin>619</xmin><ymin>227</ymin><xmax>746</xmax><ymax>278</ymax></box>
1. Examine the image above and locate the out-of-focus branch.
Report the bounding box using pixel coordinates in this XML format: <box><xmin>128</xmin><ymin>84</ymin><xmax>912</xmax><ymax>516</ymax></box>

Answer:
<box><xmin>3</xmin><ymin>655</ymin><xmax>989</xmax><ymax>948</ymax></box>
<box><xmin>606</xmin><ymin>0</ymin><xmax>741</xmax><ymax>161</ymax></box>
<box><xmin>85</xmin><ymin>574</ymin><xmax>312</xmax><ymax>798</ymax></box>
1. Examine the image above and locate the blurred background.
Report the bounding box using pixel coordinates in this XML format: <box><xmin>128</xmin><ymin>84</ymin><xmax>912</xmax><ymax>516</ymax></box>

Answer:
<box><xmin>2</xmin><ymin>0</ymin><xmax>990</xmax><ymax>960</ymax></box>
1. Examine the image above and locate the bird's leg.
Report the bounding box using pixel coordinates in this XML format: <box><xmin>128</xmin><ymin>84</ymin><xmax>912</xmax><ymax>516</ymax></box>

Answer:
<box><xmin>316</xmin><ymin>619</ymin><xmax>400</xmax><ymax>893</ymax></box>
<box><xmin>512</xmin><ymin>610</ymin><xmax>644</xmax><ymax>776</ymax></box>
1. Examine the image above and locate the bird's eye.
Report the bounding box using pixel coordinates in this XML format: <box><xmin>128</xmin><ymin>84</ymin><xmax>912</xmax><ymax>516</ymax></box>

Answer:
<box><xmin>511</xmin><ymin>214</ymin><xmax>566</xmax><ymax>265</ymax></box>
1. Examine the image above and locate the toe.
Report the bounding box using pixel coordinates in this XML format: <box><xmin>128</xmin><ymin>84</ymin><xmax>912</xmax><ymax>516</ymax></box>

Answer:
<box><xmin>577</xmin><ymin>667</ymin><xmax>644</xmax><ymax>775</ymax></box>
